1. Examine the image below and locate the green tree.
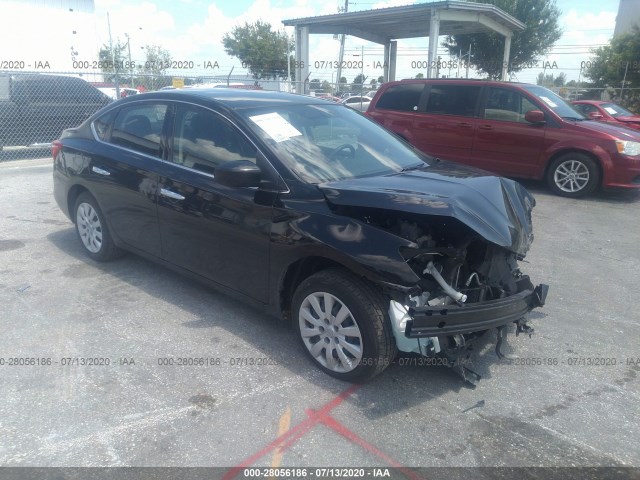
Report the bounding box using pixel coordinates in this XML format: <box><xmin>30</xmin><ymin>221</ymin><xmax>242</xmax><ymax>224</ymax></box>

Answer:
<box><xmin>583</xmin><ymin>27</ymin><xmax>640</xmax><ymax>89</ymax></box>
<box><xmin>377</xmin><ymin>76</ymin><xmax>384</xmax><ymax>84</ymax></box>
<box><xmin>352</xmin><ymin>73</ymin><xmax>366</xmax><ymax>85</ymax></box>
<box><xmin>415</xmin><ymin>73</ymin><xmax>424</xmax><ymax>79</ymax></box>
<box><xmin>536</xmin><ymin>72</ymin><xmax>565</xmax><ymax>87</ymax></box>
<box><xmin>553</xmin><ymin>72</ymin><xmax>566</xmax><ymax>87</ymax></box>
<box><xmin>443</xmin><ymin>0</ymin><xmax>562</xmax><ymax>79</ymax></box>
<box><xmin>136</xmin><ymin>45</ymin><xmax>173</xmax><ymax>90</ymax></box>
<box><xmin>98</xmin><ymin>42</ymin><xmax>127</xmax><ymax>83</ymax></box>
<box><xmin>321</xmin><ymin>80</ymin><xmax>332</xmax><ymax>93</ymax></box>
<box><xmin>222</xmin><ymin>21</ymin><xmax>293</xmax><ymax>79</ymax></box>
<box><xmin>139</xmin><ymin>45</ymin><xmax>172</xmax><ymax>76</ymax></box>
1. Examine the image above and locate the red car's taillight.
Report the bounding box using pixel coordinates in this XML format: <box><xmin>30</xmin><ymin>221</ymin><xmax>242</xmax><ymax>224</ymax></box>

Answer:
<box><xmin>52</xmin><ymin>140</ymin><xmax>62</xmax><ymax>159</ymax></box>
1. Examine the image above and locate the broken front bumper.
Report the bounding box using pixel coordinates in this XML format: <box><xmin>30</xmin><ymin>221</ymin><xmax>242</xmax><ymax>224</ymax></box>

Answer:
<box><xmin>404</xmin><ymin>284</ymin><xmax>549</xmax><ymax>338</ymax></box>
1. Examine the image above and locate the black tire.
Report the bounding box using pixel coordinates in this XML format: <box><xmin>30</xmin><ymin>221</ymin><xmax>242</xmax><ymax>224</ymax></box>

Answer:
<box><xmin>546</xmin><ymin>152</ymin><xmax>600</xmax><ymax>198</ymax></box>
<box><xmin>291</xmin><ymin>269</ymin><xmax>397</xmax><ymax>382</ymax></box>
<box><xmin>73</xmin><ymin>192</ymin><xmax>123</xmax><ymax>262</ymax></box>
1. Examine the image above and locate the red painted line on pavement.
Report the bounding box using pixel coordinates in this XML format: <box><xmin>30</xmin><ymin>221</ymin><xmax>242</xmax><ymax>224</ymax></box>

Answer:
<box><xmin>310</xmin><ymin>409</ymin><xmax>426</xmax><ymax>480</ymax></box>
<box><xmin>222</xmin><ymin>384</ymin><xmax>360</xmax><ymax>480</ymax></box>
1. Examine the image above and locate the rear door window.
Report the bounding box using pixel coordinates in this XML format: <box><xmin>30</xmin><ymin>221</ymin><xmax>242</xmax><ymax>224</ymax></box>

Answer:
<box><xmin>110</xmin><ymin>103</ymin><xmax>167</xmax><ymax>157</ymax></box>
<box><xmin>425</xmin><ymin>85</ymin><xmax>481</xmax><ymax>117</ymax></box>
<box><xmin>375</xmin><ymin>83</ymin><xmax>425</xmax><ymax>112</ymax></box>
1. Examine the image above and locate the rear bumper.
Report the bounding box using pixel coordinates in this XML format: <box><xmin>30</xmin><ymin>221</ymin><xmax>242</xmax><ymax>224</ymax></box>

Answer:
<box><xmin>405</xmin><ymin>284</ymin><xmax>548</xmax><ymax>337</ymax></box>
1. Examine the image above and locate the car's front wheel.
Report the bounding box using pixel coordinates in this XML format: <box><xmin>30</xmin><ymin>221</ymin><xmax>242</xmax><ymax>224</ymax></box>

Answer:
<box><xmin>546</xmin><ymin>152</ymin><xmax>599</xmax><ymax>197</ymax></box>
<box><xmin>74</xmin><ymin>192</ymin><xmax>122</xmax><ymax>262</ymax></box>
<box><xmin>292</xmin><ymin>269</ymin><xmax>397</xmax><ymax>382</ymax></box>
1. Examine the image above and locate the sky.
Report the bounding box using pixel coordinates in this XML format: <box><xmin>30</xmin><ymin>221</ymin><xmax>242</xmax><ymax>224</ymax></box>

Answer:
<box><xmin>0</xmin><ymin>0</ymin><xmax>621</xmax><ymax>85</ymax></box>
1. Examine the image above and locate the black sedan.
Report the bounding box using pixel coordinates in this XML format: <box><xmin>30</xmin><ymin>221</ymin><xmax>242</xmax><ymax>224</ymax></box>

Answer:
<box><xmin>53</xmin><ymin>89</ymin><xmax>547</xmax><ymax>382</ymax></box>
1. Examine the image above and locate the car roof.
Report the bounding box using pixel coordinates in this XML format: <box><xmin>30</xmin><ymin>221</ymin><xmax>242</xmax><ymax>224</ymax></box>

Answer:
<box><xmin>383</xmin><ymin>78</ymin><xmax>530</xmax><ymax>87</ymax></box>
<box><xmin>123</xmin><ymin>88</ymin><xmax>331</xmax><ymax>109</ymax></box>
<box><xmin>572</xmin><ymin>100</ymin><xmax>605</xmax><ymax>105</ymax></box>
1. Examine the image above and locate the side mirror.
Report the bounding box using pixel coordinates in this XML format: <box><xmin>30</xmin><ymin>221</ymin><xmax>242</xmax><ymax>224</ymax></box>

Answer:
<box><xmin>215</xmin><ymin>160</ymin><xmax>261</xmax><ymax>188</ymax></box>
<box><xmin>588</xmin><ymin>112</ymin><xmax>603</xmax><ymax>120</ymax></box>
<box><xmin>524</xmin><ymin>110</ymin><xmax>545</xmax><ymax>124</ymax></box>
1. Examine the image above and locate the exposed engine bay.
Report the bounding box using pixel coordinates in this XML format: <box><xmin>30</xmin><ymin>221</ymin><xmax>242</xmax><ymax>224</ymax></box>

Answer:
<box><xmin>348</xmin><ymin>209</ymin><xmax>549</xmax><ymax>386</ymax></box>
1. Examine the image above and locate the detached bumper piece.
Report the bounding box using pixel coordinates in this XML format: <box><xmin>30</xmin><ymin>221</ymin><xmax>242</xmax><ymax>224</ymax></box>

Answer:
<box><xmin>405</xmin><ymin>283</ymin><xmax>549</xmax><ymax>338</ymax></box>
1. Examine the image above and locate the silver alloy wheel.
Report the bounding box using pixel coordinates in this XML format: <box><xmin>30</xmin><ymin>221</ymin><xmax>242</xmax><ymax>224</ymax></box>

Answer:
<box><xmin>298</xmin><ymin>292</ymin><xmax>363</xmax><ymax>373</ymax></box>
<box><xmin>76</xmin><ymin>202</ymin><xmax>103</xmax><ymax>253</ymax></box>
<box><xmin>553</xmin><ymin>159</ymin><xmax>590</xmax><ymax>193</ymax></box>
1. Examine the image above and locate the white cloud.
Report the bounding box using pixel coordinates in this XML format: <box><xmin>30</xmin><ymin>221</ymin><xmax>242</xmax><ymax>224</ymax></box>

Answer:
<box><xmin>1</xmin><ymin>0</ymin><xmax>618</xmax><ymax>86</ymax></box>
<box><xmin>515</xmin><ymin>9</ymin><xmax>616</xmax><ymax>83</ymax></box>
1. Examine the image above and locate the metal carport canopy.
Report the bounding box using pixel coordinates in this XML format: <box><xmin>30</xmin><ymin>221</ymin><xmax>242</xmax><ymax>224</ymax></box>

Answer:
<box><xmin>283</xmin><ymin>0</ymin><xmax>525</xmax><ymax>93</ymax></box>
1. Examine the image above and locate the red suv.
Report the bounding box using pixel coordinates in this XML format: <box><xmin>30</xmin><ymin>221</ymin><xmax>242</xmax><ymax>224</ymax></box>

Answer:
<box><xmin>366</xmin><ymin>79</ymin><xmax>640</xmax><ymax>197</ymax></box>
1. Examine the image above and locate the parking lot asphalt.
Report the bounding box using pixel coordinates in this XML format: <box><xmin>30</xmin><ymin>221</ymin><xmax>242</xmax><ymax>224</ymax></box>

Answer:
<box><xmin>0</xmin><ymin>158</ymin><xmax>639</xmax><ymax>474</ymax></box>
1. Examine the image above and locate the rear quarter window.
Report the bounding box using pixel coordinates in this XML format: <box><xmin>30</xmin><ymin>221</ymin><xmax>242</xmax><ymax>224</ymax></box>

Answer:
<box><xmin>93</xmin><ymin>110</ymin><xmax>116</xmax><ymax>141</ymax></box>
<box><xmin>375</xmin><ymin>84</ymin><xmax>424</xmax><ymax>112</ymax></box>
<box><xmin>109</xmin><ymin>104</ymin><xmax>167</xmax><ymax>157</ymax></box>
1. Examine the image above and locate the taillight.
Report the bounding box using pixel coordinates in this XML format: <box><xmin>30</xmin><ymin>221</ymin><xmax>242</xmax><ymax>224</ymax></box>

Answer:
<box><xmin>52</xmin><ymin>140</ymin><xmax>62</xmax><ymax>160</ymax></box>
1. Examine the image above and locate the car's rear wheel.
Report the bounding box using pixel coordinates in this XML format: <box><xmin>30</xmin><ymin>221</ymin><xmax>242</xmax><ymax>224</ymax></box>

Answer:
<box><xmin>546</xmin><ymin>153</ymin><xmax>599</xmax><ymax>197</ymax></box>
<box><xmin>292</xmin><ymin>269</ymin><xmax>396</xmax><ymax>382</ymax></box>
<box><xmin>74</xmin><ymin>192</ymin><xmax>122</xmax><ymax>262</ymax></box>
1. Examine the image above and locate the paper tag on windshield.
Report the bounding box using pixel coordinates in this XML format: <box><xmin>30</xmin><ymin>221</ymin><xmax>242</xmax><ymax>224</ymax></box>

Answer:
<box><xmin>604</xmin><ymin>107</ymin><xmax>617</xmax><ymax>114</ymax></box>
<box><xmin>249</xmin><ymin>112</ymin><xmax>302</xmax><ymax>142</ymax></box>
<box><xmin>540</xmin><ymin>96</ymin><xmax>558</xmax><ymax>108</ymax></box>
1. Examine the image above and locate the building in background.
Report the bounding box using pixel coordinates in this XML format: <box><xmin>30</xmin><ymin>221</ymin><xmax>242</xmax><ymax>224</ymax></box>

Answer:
<box><xmin>614</xmin><ymin>0</ymin><xmax>640</xmax><ymax>37</ymax></box>
<box><xmin>0</xmin><ymin>0</ymin><xmax>98</xmax><ymax>72</ymax></box>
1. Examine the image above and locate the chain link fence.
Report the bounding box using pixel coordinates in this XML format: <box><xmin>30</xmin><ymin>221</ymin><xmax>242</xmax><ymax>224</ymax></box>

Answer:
<box><xmin>0</xmin><ymin>70</ymin><xmax>379</xmax><ymax>161</ymax></box>
<box><xmin>2</xmin><ymin>70</ymin><xmax>639</xmax><ymax>162</ymax></box>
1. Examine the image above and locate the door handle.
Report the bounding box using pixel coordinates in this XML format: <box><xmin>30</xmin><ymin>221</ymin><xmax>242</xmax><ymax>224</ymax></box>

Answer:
<box><xmin>478</xmin><ymin>125</ymin><xmax>493</xmax><ymax>130</ymax></box>
<box><xmin>91</xmin><ymin>166</ymin><xmax>111</xmax><ymax>176</ymax></box>
<box><xmin>457</xmin><ymin>122</ymin><xmax>472</xmax><ymax>128</ymax></box>
<box><xmin>160</xmin><ymin>188</ymin><xmax>185</xmax><ymax>201</ymax></box>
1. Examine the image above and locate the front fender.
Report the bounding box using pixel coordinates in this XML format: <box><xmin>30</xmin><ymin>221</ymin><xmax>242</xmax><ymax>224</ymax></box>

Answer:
<box><xmin>271</xmin><ymin>209</ymin><xmax>421</xmax><ymax>288</ymax></box>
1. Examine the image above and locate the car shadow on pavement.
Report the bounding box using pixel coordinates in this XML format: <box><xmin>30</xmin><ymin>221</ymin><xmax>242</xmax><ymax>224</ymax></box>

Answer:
<box><xmin>47</xmin><ymin>226</ymin><xmax>529</xmax><ymax>420</ymax></box>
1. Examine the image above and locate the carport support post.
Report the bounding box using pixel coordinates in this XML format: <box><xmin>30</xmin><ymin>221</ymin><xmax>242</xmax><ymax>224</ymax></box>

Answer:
<box><xmin>388</xmin><ymin>41</ymin><xmax>397</xmax><ymax>82</ymax></box>
<box><xmin>501</xmin><ymin>33</ymin><xmax>512</xmax><ymax>80</ymax></box>
<box><xmin>295</xmin><ymin>26</ymin><xmax>310</xmax><ymax>94</ymax></box>
<box><xmin>383</xmin><ymin>43</ymin><xmax>390</xmax><ymax>82</ymax></box>
<box><xmin>427</xmin><ymin>9</ymin><xmax>440</xmax><ymax>78</ymax></box>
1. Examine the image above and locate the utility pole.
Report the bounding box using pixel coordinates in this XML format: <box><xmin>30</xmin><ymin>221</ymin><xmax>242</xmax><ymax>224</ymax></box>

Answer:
<box><xmin>620</xmin><ymin>61</ymin><xmax>629</xmax><ymax>100</ymax></box>
<box><xmin>107</xmin><ymin>12</ymin><xmax>120</xmax><ymax>99</ymax></box>
<box><xmin>125</xmin><ymin>33</ymin><xmax>133</xmax><ymax>88</ymax></box>
<box><xmin>465</xmin><ymin>44</ymin><xmax>471</xmax><ymax>79</ymax></box>
<box><xmin>336</xmin><ymin>0</ymin><xmax>348</xmax><ymax>94</ymax></box>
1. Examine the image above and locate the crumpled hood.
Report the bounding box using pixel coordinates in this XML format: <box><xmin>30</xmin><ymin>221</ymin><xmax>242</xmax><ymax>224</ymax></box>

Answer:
<box><xmin>318</xmin><ymin>163</ymin><xmax>536</xmax><ymax>256</ymax></box>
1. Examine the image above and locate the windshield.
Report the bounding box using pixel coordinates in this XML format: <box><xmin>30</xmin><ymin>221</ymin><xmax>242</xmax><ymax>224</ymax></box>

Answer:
<box><xmin>239</xmin><ymin>104</ymin><xmax>431</xmax><ymax>183</ymax></box>
<box><xmin>600</xmin><ymin>103</ymin><xmax>634</xmax><ymax>117</ymax></box>
<box><xmin>521</xmin><ymin>85</ymin><xmax>585</xmax><ymax>119</ymax></box>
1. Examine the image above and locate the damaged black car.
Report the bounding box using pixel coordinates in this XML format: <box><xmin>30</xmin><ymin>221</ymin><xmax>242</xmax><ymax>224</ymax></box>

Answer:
<box><xmin>53</xmin><ymin>89</ymin><xmax>548</xmax><ymax>382</ymax></box>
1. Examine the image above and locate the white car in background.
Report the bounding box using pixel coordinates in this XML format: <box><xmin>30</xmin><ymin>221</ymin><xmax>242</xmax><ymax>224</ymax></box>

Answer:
<box><xmin>340</xmin><ymin>95</ymin><xmax>371</xmax><ymax>112</ymax></box>
<box><xmin>97</xmin><ymin>87</ymin><xmax>140</xmax><ymax>100</ymax></box>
